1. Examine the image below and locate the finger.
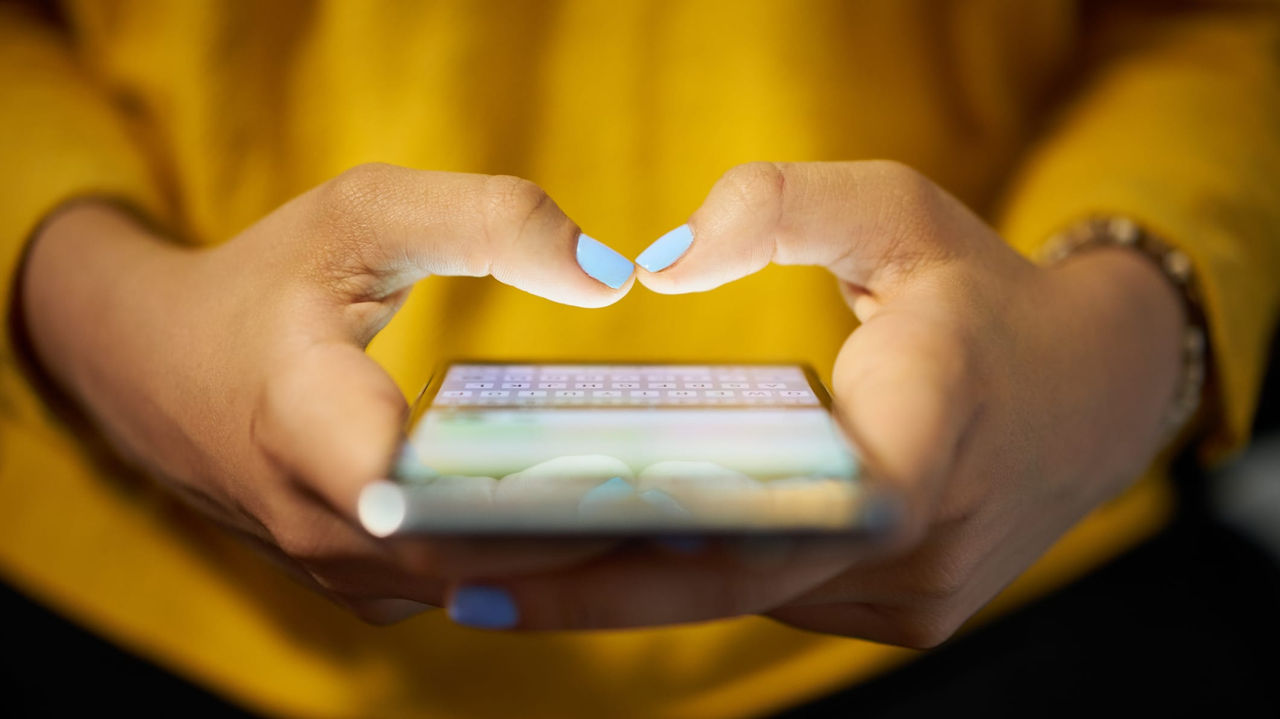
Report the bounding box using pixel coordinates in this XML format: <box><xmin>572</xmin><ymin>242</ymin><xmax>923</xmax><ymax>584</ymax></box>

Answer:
<box><xmin>256</xmin><ymin>489</ymin><xmax>619</xmax><ymax>600</ymax></box>
<box><xmin>253</xmin><ymin>341</ymin><xmax>406</xmax><ymax>514</ymax></box>
<box><xmin>443</xmin><ymin>539</ymin><xmax>866</xmax><ymax>631</ymax></box>
<box><xmin>345</xmin><ymin>598</ymin><xmax>437</xmax><ymax>626</ymax></box>
<box><xmin>254</xmin><ymin>337</ymin><xmax>619</xmax><ymax>562</ymax></box>
<box><xmin>253</xmin><ymin>341</ymin><xmax>620</xmax><ymax>575</ymax></box>
<box><xmin>635</xmin><ymin>160</ymin><xmax>975</xmax><ymax>296</ymax></box>
<box><xmin>765</xmin><ymin>529</ymin><xmax>995</xmax><ymax>648</ymax></box>
<box><xmin>238</xmin><ymin>508</ymin><xmax>438</xmax><ymax>626</ymax></box>
<box><xmin>770</xmin><ymin>518</ymin><xmax>972</xmax><ymax>609</ymax></box>
<box><xmin>228</xmin><ymin>501</ymin><xmax>444</xmax><ymax>605</ymax></box>
<box><xmin>827</xmin><ymin>302</ymin><xmax>976</xmax><ymax>544</ymax></box>
<box><xmin>293</xmin><ymin>164</ymin><xmax>633</xmax><ymax>315</ymax></box>
<box><xmin>766</xmin><ymin>603</ymin><xmax>932</xmax><ymax>647</ymax></box>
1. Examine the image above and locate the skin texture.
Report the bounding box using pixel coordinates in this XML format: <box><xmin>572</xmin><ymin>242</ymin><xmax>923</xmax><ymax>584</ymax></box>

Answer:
<box><xmin>20</xmin><ymin>161</ymin><xmax>1184</xmax><ymax>642</ymax></box>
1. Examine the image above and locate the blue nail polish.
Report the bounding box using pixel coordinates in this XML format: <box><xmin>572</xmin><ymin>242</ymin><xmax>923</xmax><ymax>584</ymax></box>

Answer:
<box><xmin>636</xmin><ymin>225</ymin><xmax>694</xmax><ymax>272</ymax></box>
<box><xmin>578</xmin><ymin>476</ymin><xmax>635</xmax><ymax>514</ymax></box>
<box><xmin>576</xmin><ymin>234</ymin><xmax>634</xmax><ymax>289</ymax></box>
<box><xmin>639</xmin><ymin>488</ymin><xmax>690</xmax><ymax>517</ymax></box>
<box><xmin>449</xmin><ymin>586</ymin><xmax>519</xmax><ymax>629</ymax></box>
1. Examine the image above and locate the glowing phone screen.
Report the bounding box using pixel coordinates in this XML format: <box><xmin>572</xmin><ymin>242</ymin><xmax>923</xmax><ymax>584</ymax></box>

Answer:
<box><xmin>364</xmin><ymin>363</ymin><xmax>870</xmax><ymax>534</ymax></box>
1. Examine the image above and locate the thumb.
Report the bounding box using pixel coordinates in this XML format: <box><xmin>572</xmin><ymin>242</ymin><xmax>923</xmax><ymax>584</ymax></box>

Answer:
<box><xmin>252</xmin><ymin>341</ymin><xmax>406</xmax><ymax>518</ymax></box>
<box><xmin>634</xmin><ymin>161</ymin><xmax>987</xmax><ymax>541</ymax></box>
<box><xmin>286</xmin><ymin>165</ymin><xmax>636</xmax><ymax>321</ymax></box>
<box><xmin>634</xmin><ymin>160</ymin><xmax>977</xmax><ymax>297</ymax></box>
<box><xmin>828</xmin><ymin>292</ymin><xmax>977</xmax><ymax>545</ymax></box>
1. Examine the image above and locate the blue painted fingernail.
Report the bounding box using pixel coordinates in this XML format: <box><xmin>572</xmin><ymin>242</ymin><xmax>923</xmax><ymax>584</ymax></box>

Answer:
<box><xmin>639</xmin><ymin>488</ymin><xmax>690</xmax><ymax>517</ymax></box>
<box><xmin>578</xmin><ymin>476</ymin><xmax>635</xmax><ymax>513</ymax></box>
<box><xmin>576</xmin><ymin>234</ymin><xmax>634</xmax><ymax>289</ymax></box>
<box><xmin>636</xmin><ymin>224</ymin><xmax>694</xmax><ymax>272</ymax></box>
<box><xmin>448</xmin><ymin>586</ymin><xmax>519</xmax><ymax>629</ymax></box>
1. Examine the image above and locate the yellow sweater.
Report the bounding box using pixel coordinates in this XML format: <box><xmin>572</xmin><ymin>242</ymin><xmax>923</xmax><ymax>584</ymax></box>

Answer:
<box><xmin>2</xmin><ymin>2</ymin><xmax>1278</xmax><ymax>717</ymax></box>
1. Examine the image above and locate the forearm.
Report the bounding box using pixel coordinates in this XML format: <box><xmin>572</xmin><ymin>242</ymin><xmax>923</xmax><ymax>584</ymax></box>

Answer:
<box><xmin>19</xmin><ymin>201</ymin><xmax>206</xmax><ymax>473</ymax></box>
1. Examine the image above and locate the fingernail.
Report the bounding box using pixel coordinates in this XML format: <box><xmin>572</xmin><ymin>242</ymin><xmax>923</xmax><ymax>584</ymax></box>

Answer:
<box><xmin>636</xmin><ymin>224</ymin><xmax>694</xmax><ymax>272</ymax></box>
<box><xmin>448</xmin><ymin>586</ymin><xmax>519</xmax><ymax>629</ymax></box>
<box><xmin>578</xmin><ymin>476</ymin><xmax>635</xmax><ymax>513</ymax></box>
<box><xmin>358</xmin><ymin>481</ymin><xmax>407</xmax><ymax>538</ymax></box>
<box><xmin>639</xmin><ymin>488</ymin><xmax>691</xmax><ymax>518</ymax></box>
<box><xmin>576</xmin><ymin>234</ymin><xmax>634</xmax><ymax>289</ymax></box>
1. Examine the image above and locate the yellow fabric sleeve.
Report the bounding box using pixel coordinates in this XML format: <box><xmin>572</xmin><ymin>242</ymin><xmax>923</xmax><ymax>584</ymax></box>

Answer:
<box><xmin>0</xmin><ymin>5</ymin><xmax>160</xmax><ymax>415</ymax></box>
<box><xmin>996</xmin><ymin>4</ymin><xmax>1280</xmax><ymax>461</ymax></box>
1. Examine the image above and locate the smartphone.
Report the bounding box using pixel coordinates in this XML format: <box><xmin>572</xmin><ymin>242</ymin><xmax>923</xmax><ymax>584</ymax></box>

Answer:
<box><xmin>358</xmin><ymin>361</ymin><xmax>891</xmax><ymax>536</ymax></box>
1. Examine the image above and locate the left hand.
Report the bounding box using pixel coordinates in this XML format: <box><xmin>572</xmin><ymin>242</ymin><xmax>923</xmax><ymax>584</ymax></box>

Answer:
<box><xmin>443</xmin><ymin>161</ymin><xmax>1187</xmax><ymax>646</ymax></box>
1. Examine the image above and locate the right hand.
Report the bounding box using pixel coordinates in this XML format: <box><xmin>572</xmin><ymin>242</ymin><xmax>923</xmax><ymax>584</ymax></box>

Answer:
<box><xmin>19</xmin><ymin>164</ymin><xmax>634</xmax><ymax>622</ymax></box>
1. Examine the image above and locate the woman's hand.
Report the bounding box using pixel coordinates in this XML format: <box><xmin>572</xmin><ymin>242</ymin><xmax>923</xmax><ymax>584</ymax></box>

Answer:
<box><xmin>447</xmin><ymin>161</ymin><xmax>1186</xmax><ymax>646</ymax></box>
<box><xmin>20</xmin><ymin>163</ymin><xmax>635</xmax><ymax>623</ymax></box>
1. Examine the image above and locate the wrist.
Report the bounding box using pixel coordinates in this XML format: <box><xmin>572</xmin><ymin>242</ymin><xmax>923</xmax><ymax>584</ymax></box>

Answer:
<box><xmin>1042</xmin><ymin>218</ymin><xmax>1207</xmax><ymax>442</ymax></box>
<box><xmin>1042</xmin><ymin>245</ymin><xmax>1187</xmax><ymax>484</ymax></box>
<box><xmin>20</xmin><ymin>201</ymin><xmax>195</xmax><ymax>425</ymax></box>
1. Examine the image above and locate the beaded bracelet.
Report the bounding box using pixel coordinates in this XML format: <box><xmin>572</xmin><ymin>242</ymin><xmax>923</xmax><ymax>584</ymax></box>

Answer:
<box><xmin>1040</xmin><ymin>216</ymin><xmax>1208</xmax><ymax>440</ymax></box>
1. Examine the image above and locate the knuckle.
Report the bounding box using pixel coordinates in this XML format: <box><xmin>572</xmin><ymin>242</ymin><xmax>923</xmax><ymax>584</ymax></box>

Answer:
<box><xmin>479</xmin><ymin>175</ymin><xmax>570</xmax><ymax>276</ymax></box>
<box><xmin>859</xmin><ymin>160</ymin><xmax>955</xmax><ymax>273</ymax></box>
<box><xmin>720</xmin><ymin>161</ymin><xmax>786</xmax><ymax>212</ymax></box>
<box><xmin>321</xmin><ymin>162</ymin><xmax>397</xmax><ymax>224</ymax></box>
<box><xmin>864</xmin><ymin>159</ymin><xmax>929</xmax><ymax>195</ymax></box>
<box><xmin>482</xmin><ymin>174</ymin><xmax>552</xmax><ymax>234</ymax></box>
<box><xmin>863</xmin><ymin>160</ymin><xmax>939</xmax><ymax>217</ymax></box>
<box><xmin>484</xmin><ymin>175</ymin><xmax>549</xmax><ymax>218</ymax></box>
<box><xmin>307</xmin><ymin>163</ymin><xmax>403</xmax><ymax>283</ymax></box>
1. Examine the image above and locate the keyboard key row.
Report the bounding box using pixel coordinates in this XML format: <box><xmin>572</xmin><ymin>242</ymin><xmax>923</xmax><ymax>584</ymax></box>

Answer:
<box><xmin>440</xmin><ymin>389</ymin><xmax>815</xmax><ymax>400</ymax></box>
<box><xmin>457</xmin><ymin>381</ymin><xmax>795</xmax><ymax>390</ymax></box>
<box><xmin>433</xmin><ymin>396</ymin><xmax>819</xmax><ymax>406</ymax></box>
